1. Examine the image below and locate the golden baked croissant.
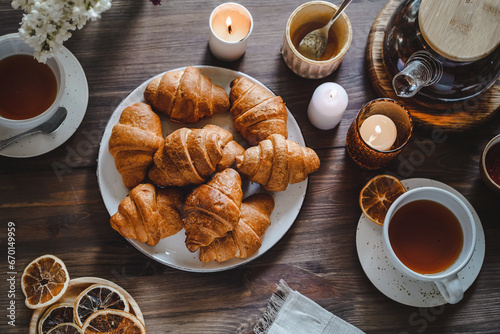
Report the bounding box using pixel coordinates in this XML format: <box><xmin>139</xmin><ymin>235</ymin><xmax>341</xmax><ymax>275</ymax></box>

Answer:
<box><xmin>199</xmin><ymin>193</ymin><xmax>274</xmax><ymax>263</ymax></box>
<box><xmin>110</xmin><ymin>183</ymin><xmax>184</xmax><ymax>246</ymax></box>
<box><xmin>108</xmin><ymin>102</ymin><xmax>164</xmax><ymax>189</ymax></box>
<box><xmin>229</xmin><ymin>77</ymin><xmax>288</xmax><ymax>146</ymax></box>
<box><xmin>148</xmin><ymin>126</ymin><xmax>224</xmax><ymax>187</ymax></box>
<box><xmin>202</xmin><ymin>124</ymin><xmax>245</xmax><ymax>172</ymax></box>
<box><xmin>236</xmin><ymin>134</ymin><xmax>320</xmax><ymax>192</ymax></box>
<box><xmin>144</xmin><ymin>66</ymin><xmax>230</xmax><ymax>123</ymax></box>
<box><xmin>183</xmin><ymin>168</ymin><xmax>243</xmax><ymax>252</ymax></box>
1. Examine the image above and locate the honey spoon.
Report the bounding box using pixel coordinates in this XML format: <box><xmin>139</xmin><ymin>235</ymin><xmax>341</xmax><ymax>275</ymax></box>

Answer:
<box><xmin>0</xmin><ymin>107</ymin><xmax>67</xmax><ymax>150</ymax></box>
<box><xmin>297</xmin><ymin>0</ymin><xmax>352</xmax><ymax>60</ymax></box>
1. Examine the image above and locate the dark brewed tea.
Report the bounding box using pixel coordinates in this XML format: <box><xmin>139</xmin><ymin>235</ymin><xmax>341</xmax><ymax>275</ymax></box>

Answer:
<box><xmin>383</xmin><ymin>0</ymin><xmax>500</xmax><ymax>102</ymax></box>
<box><xmin>388</xmin><ymin>199</ymin><xmax>463</xmax><ymax>274</ymax></box>
<box><xmin>0</xmin><ymin>54</ymin><xmax>57</xmax><ymax>120</ymax></box>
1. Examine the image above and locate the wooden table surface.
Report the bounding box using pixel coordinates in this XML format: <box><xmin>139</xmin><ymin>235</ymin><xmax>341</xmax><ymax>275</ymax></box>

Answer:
<box><xmin>1</xmin><ymin>1</ymin><xmax>499</xmax><ymax>333</ymax></box>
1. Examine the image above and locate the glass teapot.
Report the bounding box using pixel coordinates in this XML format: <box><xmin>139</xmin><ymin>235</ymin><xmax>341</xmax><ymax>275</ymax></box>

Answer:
<box><xmin>383</xmin><ymin>0</ymin><xmax>500</xmax><ymax>102</ymax></box>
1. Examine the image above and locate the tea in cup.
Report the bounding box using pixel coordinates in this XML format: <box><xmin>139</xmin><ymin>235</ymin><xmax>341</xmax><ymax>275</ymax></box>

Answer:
<box><xmin>383</xmin><ymin>187</ymin><xmax>476</xmax><ymax>304</ymax></box>
<box><xmin>0</xmin><ymin>33</ymin><xmax>65</xmax><ymax>130</ymax></box>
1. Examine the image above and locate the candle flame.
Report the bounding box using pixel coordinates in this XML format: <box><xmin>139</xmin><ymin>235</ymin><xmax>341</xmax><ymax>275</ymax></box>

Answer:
<box><xmin>367</xmin><ymin>126</ymin><xmax>382</xmax><ymax>146</ymax></box>
<box><xmin>329</xmin><ymin>89</ymin><xmax>337</xmax><ymax>99</ymax></box>
<box><xmin>226</xmin><ymin>16</ymin><xmax>232</xmax><ymax>34</ymax></box>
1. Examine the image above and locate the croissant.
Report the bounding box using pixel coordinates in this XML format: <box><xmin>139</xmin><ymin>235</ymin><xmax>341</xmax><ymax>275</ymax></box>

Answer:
<box><xmin>110</xmin><ymin>183</ymin><xmax>184</xmax><ymax>246</ymax></box>
<box><xmin>236</xmin><ymin>134</ymin><xmax>320</xmax><ymax>192</ymax></box>
<box><xmin>199</xmin><ymin>193</ymin><xmax>274</xmax><ymax>263</ymax></box>
<box><xmin>108</xmin><ymin>102</ymin><xmax>164</xmax><ymax>189</ymax></box>
<box><xmin>202</xmin><ymin>124</ymin><xmax>245</xmax><ymax>172</ymax></box>
<box><xmin>229</xmin><ymin>77</ymin><xmax>288</xmax><ymax>146</ymax></box>
<box><xmin>148</xmin><ymin>126</ymin><xmax>224</xmax><ymax>187</ymax></box>
<box><xmin>183</xmin><ymin>168</ymin><xmax>243</xmax><ymax>252</ymax></box>
<box><xmin>144</xmin><ymin>66</ymin><xmax>230</xmax><ymax>123</ymax></box>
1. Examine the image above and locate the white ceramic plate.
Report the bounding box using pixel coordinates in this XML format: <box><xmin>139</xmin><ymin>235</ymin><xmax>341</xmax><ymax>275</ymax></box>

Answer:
<box><xmin>356</xmin><ymin>178</ymin><xmax>485</xmax><ymax>307</ymax></box>
<box><xmin>97</xmin><ymin>66</ymin><xmax>307</xmax><ymax>272</ymax></box>
<box><xmin>0</xmin><ymin>39</ymin><xmax>89</xmax><ymax>158</ymax></box>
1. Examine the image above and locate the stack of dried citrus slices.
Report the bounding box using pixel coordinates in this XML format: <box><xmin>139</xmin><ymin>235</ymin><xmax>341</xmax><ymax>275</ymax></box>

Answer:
<box><xmin>22</xmin><ymin>255</ymin><xmax>146</xmax><ymax>334</ymax></box>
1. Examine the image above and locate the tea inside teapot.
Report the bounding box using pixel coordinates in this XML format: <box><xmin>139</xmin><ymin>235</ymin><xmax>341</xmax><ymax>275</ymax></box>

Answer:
<box><xmin>383</xmin><ymin>0</ymin><xmax>500</xmax><ymax>102</ymax></box>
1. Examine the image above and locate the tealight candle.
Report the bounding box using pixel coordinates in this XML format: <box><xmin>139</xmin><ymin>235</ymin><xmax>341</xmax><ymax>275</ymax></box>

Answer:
<box><xmin>209</xmin><ymin>3</ymin><xmax>253</xmax><ymax>62</ymax></box>
<box><xmin>359</xmin><ymin>114</ymin><xmax>397</xmax><ymax>151</ymax></box>
<box><xmin>307</xmin><ymin>82</ymin><xmax>348</xmax><ymax>130</ymax></box>
<box><xmin>346</xmin><ymin>98</ymin><xmax>412</xmax><ymax>169</ymax></box>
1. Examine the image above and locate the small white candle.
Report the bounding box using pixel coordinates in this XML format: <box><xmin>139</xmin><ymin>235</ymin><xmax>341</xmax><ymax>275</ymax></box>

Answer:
<box><xmin>209</xmin><ymin>3</ymin><xmax>253</xmax><ymax>62</ymax></box>
<box><xmin>307</xmin><ymin>82</ymin><xmax>348</xmax><ymax>130</ymax></box>
<box><xmin>359</xmin><ymin>114</ymin><xmax>397</xmax><ymax>151</ymax></box>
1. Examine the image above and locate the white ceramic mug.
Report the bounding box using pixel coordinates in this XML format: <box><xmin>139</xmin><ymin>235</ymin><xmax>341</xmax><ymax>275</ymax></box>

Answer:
<box><xmin>383</xmin><ymin>187</ymin><xmax>476</xmax><ymax>304</ymax></box>
<box><xmin>0</xmin><ymin>33</ymin><xmax>65</xmax><ymax>130</ymax></box>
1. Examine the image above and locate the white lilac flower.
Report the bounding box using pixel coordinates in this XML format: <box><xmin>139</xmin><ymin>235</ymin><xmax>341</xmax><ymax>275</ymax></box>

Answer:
<box><xmin>12</xmin><ymin>0</ymin><xmax>112</xmax><ymax>62</ymax></box>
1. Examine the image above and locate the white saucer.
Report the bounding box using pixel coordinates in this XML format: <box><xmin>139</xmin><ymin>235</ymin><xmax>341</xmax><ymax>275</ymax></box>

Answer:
<box><xmin>0</xmin><ymin>45</ymin><xmax>88</xmax><ymax>158</ymax></box>
<box><xmin>356</xmin><ymin>178</ymin><xmax>485</xmax><ymax>307</ymax></box>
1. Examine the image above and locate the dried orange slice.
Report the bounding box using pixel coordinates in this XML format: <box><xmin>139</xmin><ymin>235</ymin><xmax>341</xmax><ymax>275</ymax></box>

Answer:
<box><xmin>81</xmin><ymin>309</ymin><xmax>146</xmax><ymax>334</ymax></box>
<box><xmin>359</xmin><ymin>174</ymin><xmax>406</xmax><ymax>225</ymax></box>
<box><xmin>74</xmin><ymin>284</ymin><xmax>129</xmax><ymax>328</ymax></box>
<box><xmin>47</xmin><ymin>323</ymin><xmax>83</xmax><ymax>334</ymax></box>
<box><xmin>39</xmin><ymin>303</ymin><xmax>75</xmax><ymax>334</ymax></box>
<box><xmin>21</xmin><ymin>255</ymin><xmax>70</xmax><ymax>309</ymax></box>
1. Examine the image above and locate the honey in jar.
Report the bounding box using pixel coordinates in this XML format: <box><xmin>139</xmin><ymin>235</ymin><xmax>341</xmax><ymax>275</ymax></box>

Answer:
<box><xmin>292</xmin><ymin>21</ymin><xmax>343</xmax><ymax>61</ymax></box>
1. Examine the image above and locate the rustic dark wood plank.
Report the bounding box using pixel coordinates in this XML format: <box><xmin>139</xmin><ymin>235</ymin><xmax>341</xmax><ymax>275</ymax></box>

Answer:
<box><xmin>1</xmin><ymin>1</ymin><xmax>500</xmax><ymax>333</ymax></box>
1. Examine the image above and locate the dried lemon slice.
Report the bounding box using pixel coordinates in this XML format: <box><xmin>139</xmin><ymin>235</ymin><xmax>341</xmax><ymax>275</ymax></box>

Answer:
<box><xmin>81</xmin><ymin>309</ymin><xmax>146</xmax><ymax>334</ymax></box>
<box><xmin>359</xmin><ymin>174</ymin><xmax>406</xmax><ymax>225</ymax></box>
<box><xmin>39</xmin><ymin>303</ymin><xmax>75</xmax><ymax>334</ymax></box>
<box><xmin>47</xmin><ymin>323</ymin><xmax>83</xmax><ymax>334</ymax></box>
<box><xmin>73</xmin><ymin>284</ymin><xmax>129</xmax><ymax>328</ymax></box>
<box><xmin>21</xmin><ymin>254</ymin><xmax>70</xmax><ymax>309</ymax></box>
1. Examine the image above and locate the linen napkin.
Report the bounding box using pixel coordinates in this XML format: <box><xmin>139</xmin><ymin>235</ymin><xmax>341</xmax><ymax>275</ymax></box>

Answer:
<box><xmin>254</xmin><ymin>279</ymin><xmax>365</xmax><ymax>334</ymax></box>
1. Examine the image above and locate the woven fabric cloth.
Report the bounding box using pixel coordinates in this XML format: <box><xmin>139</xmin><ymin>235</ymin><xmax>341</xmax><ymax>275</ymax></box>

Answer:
<box><xmin>254</xmin><ymin>279</ymin><xmax>364</xmax><ymax>334</ymax></box>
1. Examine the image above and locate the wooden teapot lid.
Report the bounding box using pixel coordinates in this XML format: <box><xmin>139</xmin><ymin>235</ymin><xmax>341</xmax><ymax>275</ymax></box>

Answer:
<box><xmin>419</xmin><ymin>0</ymin><xmax>500</xmax><ymax>62</ymax></box>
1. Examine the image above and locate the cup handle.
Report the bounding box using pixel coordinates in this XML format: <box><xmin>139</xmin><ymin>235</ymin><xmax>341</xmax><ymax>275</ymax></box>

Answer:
<box><xmin>435</xmin><ymin>275</ymin><xmax>464</xmax><ymax>304</ymax></box>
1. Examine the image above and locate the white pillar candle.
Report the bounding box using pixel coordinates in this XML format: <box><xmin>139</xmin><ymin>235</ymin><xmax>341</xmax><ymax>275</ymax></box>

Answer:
<box><xmin>307</xmin><ymin>82</ymin><xmax>348</xmax><ymax>130</ymax></box>
<box><xmin>209</xmin><ymin>3</ymin><xmax>253</xmax><ymax>62</ymax></box>
<box><xmin>359</xmin><ymin>114</ymin><xmax>397</xmax><ymax>151</ymax></box>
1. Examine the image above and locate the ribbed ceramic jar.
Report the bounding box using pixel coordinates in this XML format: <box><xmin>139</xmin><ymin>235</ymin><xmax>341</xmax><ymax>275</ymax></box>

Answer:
<box><xmin>281</xmin><ymin>1</ymin><xmax>352</xmax><ymax>79</ymax></box>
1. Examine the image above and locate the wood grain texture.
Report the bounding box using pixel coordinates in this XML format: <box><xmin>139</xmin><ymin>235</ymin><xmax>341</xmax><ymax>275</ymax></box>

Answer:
<box><xmin>1</xmin><ymin>1</ymin><xmax>500</xmax><ymax>333</ymax></box>
<box><xmin>366</xmin><ymin>0</ymin><xmax>500</xmax><ymax>133</ymax></box>
<box><xmin>419</xmin><ymin>0</ymin><xmax>500</xmax><ymax>61</ymax></box>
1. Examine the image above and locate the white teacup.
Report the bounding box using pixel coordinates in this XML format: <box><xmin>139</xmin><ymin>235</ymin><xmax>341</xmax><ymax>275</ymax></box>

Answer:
<box><xmin>0</xmin><ymin>33</ymin><xmax>65</xmax><ymax>130</ymax></box>
<box><xmin>383</xmin><ymin>187</ymin><xmax>476</xmax><ymax>304</ymax></box>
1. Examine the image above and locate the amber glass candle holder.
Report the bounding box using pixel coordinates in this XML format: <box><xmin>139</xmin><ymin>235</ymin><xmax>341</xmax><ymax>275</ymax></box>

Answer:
<box><xmin>346</xmin><ymin>98</ymin><xmax>413</xmax><ymax>169</ymax></box>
